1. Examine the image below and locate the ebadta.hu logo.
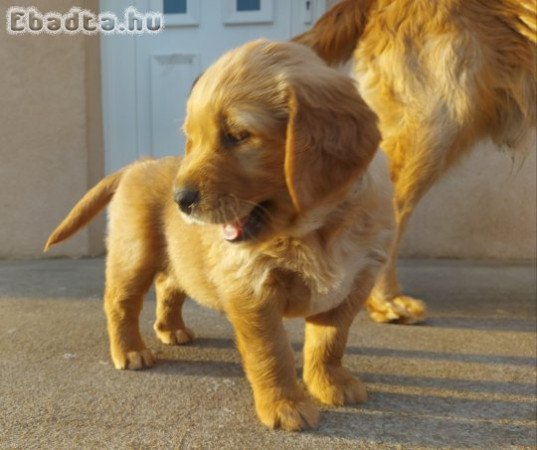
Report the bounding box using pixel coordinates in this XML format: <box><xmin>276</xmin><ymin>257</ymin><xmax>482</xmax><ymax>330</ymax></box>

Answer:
<box><xmin>6</xmin><ymin>6</ymin><xmax>164</xmax><ymax>35</ymax></box>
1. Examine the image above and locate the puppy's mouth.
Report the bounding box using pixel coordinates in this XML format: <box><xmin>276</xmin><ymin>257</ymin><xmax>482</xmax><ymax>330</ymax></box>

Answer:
<box><xmin>221</xmin><ymin>201</ymin><xmax>270</xmax><ymax>243</ymax></box>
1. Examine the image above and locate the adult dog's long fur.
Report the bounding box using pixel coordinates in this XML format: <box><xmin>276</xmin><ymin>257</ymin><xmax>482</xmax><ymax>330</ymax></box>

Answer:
<box><xmin>46</xmin><ymin>40</ymin><xmax>395</xmax><ymax>431</ymax></box>
<box><xmin>294</xmin><ymin>0</ymin><xmax>537</xmax><ymax>323</ymax></box>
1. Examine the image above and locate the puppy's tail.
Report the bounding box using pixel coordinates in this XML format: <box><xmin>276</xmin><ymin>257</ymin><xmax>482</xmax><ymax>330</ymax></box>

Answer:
<box><xmin>291</xmin><ymin>0</ymin><xmax>375</xmax><ymax>66</ymax></box>
<box><xmin>44</xmin><ymin>169</ymin><xmax>124</xmax><ymax>251</ymax></box>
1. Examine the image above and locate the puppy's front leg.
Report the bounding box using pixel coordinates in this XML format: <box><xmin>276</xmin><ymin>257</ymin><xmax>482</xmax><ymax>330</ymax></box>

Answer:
<box><xmin>303</xmin><ymin>271</ymin><xmax>375</xmax><ymax>406</ymax></box>
<box><xmin>226</xmin><ymin>298</ymin><xmax>319</xmax><ymax>431</ymax></box>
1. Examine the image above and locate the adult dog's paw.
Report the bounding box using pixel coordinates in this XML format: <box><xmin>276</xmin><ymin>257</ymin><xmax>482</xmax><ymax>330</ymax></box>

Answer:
<box><xmin>305</xmin><ymin>366</ymin><xmax>367</xmax><ymax>406</ymax></box>
<box><xmin>367</xmin><ymin>294</ymin><xmax>426</xmax><ymax>324</ymax></box>
<box><xmin>256</xmin><ymin>396</ymin><xmax>319</xmax><ymax>431</ymax></box>
<box><xmin>154</xmin><ymin>325</ymin><xmax>195</xmax><ymax>345</ymax></box>
<box><xmin>111</xmin><ymin>348</ymin><xmax>156</xmax><ymax>370</ymax></box>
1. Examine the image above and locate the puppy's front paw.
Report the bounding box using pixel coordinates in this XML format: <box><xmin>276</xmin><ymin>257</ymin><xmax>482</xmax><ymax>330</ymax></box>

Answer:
<box><xmin>111</xmin><ymin>348</ymin><xmax>156</xmax><ymax>370</ymax></box>
<box><xmin>257</xmin><ymin>396</ymin><xmax>319</xmax><ymax>431</ymax></box>
<box><xmin>154</xmin><ymin>325</ymin><xmax>195</xmax><ymax>345</ymax></box>
<box><xmin>305</xmin><ymin>366</ymin><xmax>367</xmax><ymax>406</ymax></box>
<box><xmin>367</xmin><ymin>294</ymin><xmax>426</xmax><ymax>324</ymax></box>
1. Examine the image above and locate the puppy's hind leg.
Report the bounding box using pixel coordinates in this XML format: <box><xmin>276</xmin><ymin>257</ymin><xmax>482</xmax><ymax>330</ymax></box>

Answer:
<box><xmin>104</xmin><ymin>243</ymin><xmax>157</xmax><ymax>370</ymax></box>
<box><xmin>153</xmin><ymin>273</ymin><xmax>194</xmax><ymax>345</ymax></box>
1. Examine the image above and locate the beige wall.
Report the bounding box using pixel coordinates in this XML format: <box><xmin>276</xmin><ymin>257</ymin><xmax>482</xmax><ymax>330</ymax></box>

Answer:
<box><xmin>0</xmin><ymin>0</ymin><xmax>535</xmax><ymax>260</ymax></box>
<box><xmin>402</xmin><ymin>140</ymin><xmax>536</xmax><ymax>259</ymax></box>
<box><xmin>0</xmin><ymin>0</ymin><xmax>104</xmax><ymax>259</ymax></box>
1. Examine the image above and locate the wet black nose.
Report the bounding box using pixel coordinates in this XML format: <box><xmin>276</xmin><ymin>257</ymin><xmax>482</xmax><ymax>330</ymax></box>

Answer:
<box><xmin>174</xmin><ymin>188</ymin><xmax>199</xmax><ymax>215</ymax></box>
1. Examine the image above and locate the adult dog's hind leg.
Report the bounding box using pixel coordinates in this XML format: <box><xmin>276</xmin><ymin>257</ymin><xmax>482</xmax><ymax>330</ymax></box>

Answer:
<box><xmin>153</xmin><ymin>273</ymin><xmax>194</xmax><ymax>345</ymax></box>
<box><xmin>367</xmin><ymin>128</ymin><xmax>452</xmax><ymax>324</ymax></box>
<box><xmin>367</xmin><ymin>205</ymin><xmax>426</xmax><ymax>324</ymax></box>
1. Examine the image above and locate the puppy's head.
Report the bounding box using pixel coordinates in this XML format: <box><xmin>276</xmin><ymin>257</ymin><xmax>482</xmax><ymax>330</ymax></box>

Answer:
<box><xmin>175</xmin><ymin>39</ymin><xmax>380</xmax><ymax>243</ymax></box>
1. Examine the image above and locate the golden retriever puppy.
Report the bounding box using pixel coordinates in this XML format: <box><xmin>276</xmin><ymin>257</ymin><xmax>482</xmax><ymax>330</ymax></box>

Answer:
<box><xmin>45</xmin><ymin>40</ymin><xmax>394</xmax><ymax>431</ymax></box>
<box><xmin>294</xmin><ymin>0</ymin><xmax>537</xmax><ymax>324</ymax></box>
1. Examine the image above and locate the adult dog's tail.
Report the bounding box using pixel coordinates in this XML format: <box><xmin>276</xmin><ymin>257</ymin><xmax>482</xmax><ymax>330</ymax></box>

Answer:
<box><xmin>491</xmin><ymin>0</ymin><xmax>537</xmax><ymax>148</ymax></box>
<box><xmin>291</xmin><ymin>0</ymin><xmax>375</xmax><ymax>66</ymax></box>
<box><xmin>44</xmin><ymin>170</ymin><xmax>124</xmax><ymax>251</ymax></box>
<box><xmin>502</xmin><ymin>0</ymin><xmax>537</xmax><ymax>44</ymax></box>
<box><xmin>293</xmin><ymin>0</ymin><xmax>537</xmax><ymax>63</ymax></box>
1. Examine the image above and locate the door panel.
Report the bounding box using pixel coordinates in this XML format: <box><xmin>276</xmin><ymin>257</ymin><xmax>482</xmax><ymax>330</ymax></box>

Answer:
<box><xmin>101</xmin><ymin>0</ymin><xmax>326</xmax><ymax>171</ymax></box>
<box><xmin>149</xmin><ymin>53</ymin><xmax>200</xmax><ymax>155</ymax></box>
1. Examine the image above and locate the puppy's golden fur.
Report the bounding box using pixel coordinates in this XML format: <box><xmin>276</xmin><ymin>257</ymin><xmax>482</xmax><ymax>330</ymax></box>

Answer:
<box><xmin>294</xmin><ymin>0</ymin><xmax>537</xmax><ymax>324</ymax></box>
<box><xmin>46</xmin><ymin>40</ymin><xmax>394</xmax><ymax>431</ymax></box>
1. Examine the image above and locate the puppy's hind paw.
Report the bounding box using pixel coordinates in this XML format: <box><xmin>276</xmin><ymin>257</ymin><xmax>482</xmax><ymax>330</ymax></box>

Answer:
<box><xmin>112</xmin><ymin>348</ymin><xmax>156</xmax><ymax>370</ymax></box>
<box><xmin>305</xmin><ymin>366</ymin><xmax>367</xmax><ymax>406</ymax></box>
<box><xmin>367</xmin><ymin>294</ymin><xmax>426</xmax><ymax>325</ymax></box>
<box><xmin>257</xmin><ymin>397</ymin><xmax>319</xmax><ymax>431</ymax></box>
<box><xmin>154</xmin><ymin>326</ymin><xmax>195</xmax><ymax>345</ymax></box>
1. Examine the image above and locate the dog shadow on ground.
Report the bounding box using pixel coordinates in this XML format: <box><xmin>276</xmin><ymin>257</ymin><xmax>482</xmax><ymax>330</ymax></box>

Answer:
<box><xmin>144</xmin><ymin>335</ymin><xmax>536</xmax><ymax>447</ymax></box>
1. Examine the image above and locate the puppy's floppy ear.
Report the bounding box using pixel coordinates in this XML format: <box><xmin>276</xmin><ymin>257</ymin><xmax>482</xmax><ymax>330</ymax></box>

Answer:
<box><xmin>284</xmin><ymin>76</ymin><xmax>380</xmax><ymax>211</ymax></box>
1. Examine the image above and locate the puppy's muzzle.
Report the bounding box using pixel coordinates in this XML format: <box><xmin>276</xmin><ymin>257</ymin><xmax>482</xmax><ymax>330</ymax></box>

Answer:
<box><xmin>174</xmin><ymin>188</ymin><xmax>199</xmax><ymax>215</ymax></box>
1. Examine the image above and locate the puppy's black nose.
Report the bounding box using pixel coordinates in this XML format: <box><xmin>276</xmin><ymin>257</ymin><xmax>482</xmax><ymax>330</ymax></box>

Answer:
<box><xmin>174</xmin><ymin>188</ymin><xmax>199</xmax><ymax>215</ymax></box>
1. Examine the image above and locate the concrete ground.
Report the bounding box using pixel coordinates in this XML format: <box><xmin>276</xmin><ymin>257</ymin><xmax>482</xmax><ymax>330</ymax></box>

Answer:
<box><xmin>0</xmin><ymin>258</ymin><xmax>535</xmax><ymax>449</ymax></box>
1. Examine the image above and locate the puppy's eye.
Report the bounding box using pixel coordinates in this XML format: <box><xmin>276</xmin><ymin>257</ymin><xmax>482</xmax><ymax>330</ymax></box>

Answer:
<box><xmin>223</xmin><ymin>130</ymin><xmax>250</xmax><ymax>146</ymax></box>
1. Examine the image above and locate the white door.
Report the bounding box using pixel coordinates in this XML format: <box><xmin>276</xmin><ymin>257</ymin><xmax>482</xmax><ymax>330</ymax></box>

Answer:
<box><xmin>101</xmin><ymin>0</ymin><xmax>326</xmax><ymax>172</ymax></box>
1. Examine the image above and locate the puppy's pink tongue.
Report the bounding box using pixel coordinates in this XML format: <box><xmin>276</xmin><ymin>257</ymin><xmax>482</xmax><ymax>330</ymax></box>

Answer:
<box><xmin>222</xmin><ymin>222</ymin><xmax>243</xmax><ymax>241</ymax></box>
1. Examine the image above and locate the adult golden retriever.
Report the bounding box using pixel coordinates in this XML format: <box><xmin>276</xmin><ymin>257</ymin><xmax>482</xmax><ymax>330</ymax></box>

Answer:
<box><xmin>294</xmin><ymin>0</ymin><xmax>536</xmax><ymax>324</ymax></box>
<box><xmin>46</xmin><ymin>40</ymin><xmax>394</xmax><ymax>431</ymax></box>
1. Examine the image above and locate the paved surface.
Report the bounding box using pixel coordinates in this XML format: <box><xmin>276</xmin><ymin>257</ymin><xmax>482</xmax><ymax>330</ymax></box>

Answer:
<box><xmin>0</xmin><ymin>258</ymin><xmax>535</xmax><ymax>449</ymax></box>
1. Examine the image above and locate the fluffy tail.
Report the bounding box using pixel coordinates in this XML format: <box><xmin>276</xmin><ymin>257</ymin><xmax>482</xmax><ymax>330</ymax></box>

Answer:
<box><xmin>44</xmin><ymin>170</ymin><xmax>124</xmax><ymax>251</ymax></box>
<box><xmin>291</xmin><ymin>0</ymin><xmax>375</xmax><ymax>66</ymax></box>
<box><xmin>502</xmin><ymin>0</ymin><xmax>537</xmax><ymax>44</ymax></box>
<box><xmin>489</xmin><ymin>0</ymin><xmax>537</xmax><ymax>150</ymax></box>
